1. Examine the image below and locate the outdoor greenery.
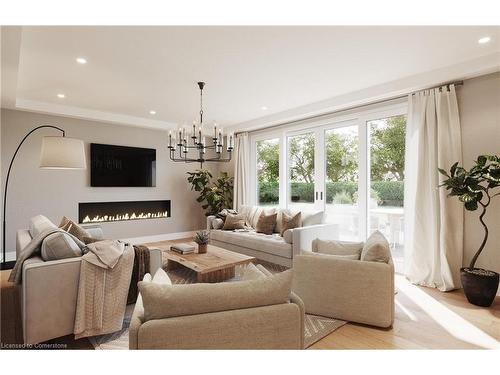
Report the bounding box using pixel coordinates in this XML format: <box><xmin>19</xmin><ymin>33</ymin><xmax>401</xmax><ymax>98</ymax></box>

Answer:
<box><xmin>438</xmin><ymin>155</ymin><xmax>500</xmax><ymax>270</ymax></box>
<box><xmin>256</xmin><ymin>115</ymin><xmax>407</xmax><ymax>206</ymax></box>
<box><xmin>187</xmin><ymin>170</ymin><xmax>234</xmax><ymax>216</ymax></box>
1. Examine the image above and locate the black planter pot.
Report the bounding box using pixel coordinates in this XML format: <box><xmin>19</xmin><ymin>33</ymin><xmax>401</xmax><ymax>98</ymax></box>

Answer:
<box><xmin>460</xmin><ymin>267</ymin><xmax>499</xmax><ymax>307</ymax></box>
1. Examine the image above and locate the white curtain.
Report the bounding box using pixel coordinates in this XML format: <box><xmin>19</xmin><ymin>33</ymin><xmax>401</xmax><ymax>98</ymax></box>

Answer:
<box><xmin>233</xmin><ymin>132</ymin><xmax>249</xmax><ymax>211</ymax></box>
<box><xmin>404</xmin><ymin>84</ymin><xmax>463</xmax><ymax>291</ymax></box>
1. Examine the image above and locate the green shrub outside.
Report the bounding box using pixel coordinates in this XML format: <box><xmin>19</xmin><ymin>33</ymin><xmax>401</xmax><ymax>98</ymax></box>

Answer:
<box><xmin>258</xmin><ymin>180</ymin><xmax>404</xmax><ymax>206</ymax></box>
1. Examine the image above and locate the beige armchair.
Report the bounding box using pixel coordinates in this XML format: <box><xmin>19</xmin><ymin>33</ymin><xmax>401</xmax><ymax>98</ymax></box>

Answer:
<box><xmin>292</xmin><ymin>252</ymin><xmax>394</xmax><ymax>328</ymax></box>
<box><xmin>129</xmin><ymin>271</ymin><xmax>305</xmax><ymax>349</ymax></box>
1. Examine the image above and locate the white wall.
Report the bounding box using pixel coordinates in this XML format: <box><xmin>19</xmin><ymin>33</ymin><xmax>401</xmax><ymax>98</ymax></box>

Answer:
<box><xmin>1</xmin><ymin>109</ymin><xmax>211</xmax><ymax>260</ymax></box>
<box><xmin>457</xmin><ymin>72</ymin><xmax>500</xmax><ymax>274</ymax></box>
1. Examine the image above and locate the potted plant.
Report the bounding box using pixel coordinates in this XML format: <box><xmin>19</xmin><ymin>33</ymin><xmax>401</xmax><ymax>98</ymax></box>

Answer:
<box><xmin>187</xmin><ymin>170</ymin><xmax>233</xmax><ymax>216</ymax></box>
<box><xmin>194</xmin><ymin>230</ymin><xmax>210</xmax><ymax>254</ymax></box>
<box><xmin>438</xmin><ymin>155</ymin><xmax>500</xmax><ymax>307</ymax></box>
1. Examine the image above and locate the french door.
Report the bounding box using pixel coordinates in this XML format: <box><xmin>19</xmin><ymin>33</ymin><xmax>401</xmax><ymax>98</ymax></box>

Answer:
<box><xmin>283</xmin><ymin>108</ymin><xmax>406</xmax><ymax>272</ymax></box>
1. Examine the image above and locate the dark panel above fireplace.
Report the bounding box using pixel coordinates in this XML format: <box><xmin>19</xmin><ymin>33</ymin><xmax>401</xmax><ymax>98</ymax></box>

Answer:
<box><xmin>79</xmin><ymin>200</ymin><xmax>170</xmax><ymax>223</ymax></box>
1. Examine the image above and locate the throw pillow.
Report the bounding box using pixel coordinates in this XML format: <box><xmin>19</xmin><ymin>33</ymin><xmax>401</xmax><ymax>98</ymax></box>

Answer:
<box><xmin>212</xmin><ymin>218</ymin><xmax>224</xmax><ymax>229</ymax></box>
<box><xmin>29</xmin><ymin>215</ymin><xmax>57</xmax><ymax>238</ymax></box>
<box><xmin>152</xmin><ymin>268</ymin><xmax>172</xmax><ymax>285</ymax></box>
<box><xmin>40</xmin><ymin>232</ymin><xmax>83</xmax><ymax>261</ymax></box>
<box><xmin>59</xmin><ymin>216</ymin><xmax>90</xmax><ymax>242</ymax></box>
<box><xmin>138</xmin><ymin>269</ymin><xmax>293</xmax><ymax>321</ymax></box>
<box><xmin>240</xmin><ymin>263</ymin><xmax>267</xmax><ymax>281</ymax></box>
<box><xmin>301</xmin><ymin>211</ymin><xmax>325</xmax><ymax>227</ymax></box>
<box><xmin>281</xmin><ymin>212</ymin><xmax>301</xmax><ymax>236</ymax></box>
<box><xmin>255</xmin><ymin>211</ymin><xmax>277</xmax><ymax>235</ymax></box>
<box><xmin>312</xmin><ymin>239</ymin><xmax>364</xmax><ymax>259</ymax></box>
<box><xmin>222</xmin><ymin>213</ymin><xmax>246</xmax><ymax>230</ymax></box>
<box><xmin>360</xmin><ymin>230</ymin><xmax>391</xmax><ymax>263</ymax></box>
<box><xmin>282</xmin><ymin>229</ymin><xmax>294</xmax><ymax>244</ymax></box>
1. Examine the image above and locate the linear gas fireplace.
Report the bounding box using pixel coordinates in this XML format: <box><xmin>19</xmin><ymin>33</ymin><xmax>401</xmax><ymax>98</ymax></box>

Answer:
<box><xmin>79</xmin><ymin>200</ymin><xmax>171</xmax><ymax>223</ymax></box>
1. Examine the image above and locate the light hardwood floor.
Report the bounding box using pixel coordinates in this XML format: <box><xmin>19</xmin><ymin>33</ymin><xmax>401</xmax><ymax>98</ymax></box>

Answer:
<box><xmin>1</xmin><ymin>243</ymin><xmax>498</xmax><ymax>349</ymax></box>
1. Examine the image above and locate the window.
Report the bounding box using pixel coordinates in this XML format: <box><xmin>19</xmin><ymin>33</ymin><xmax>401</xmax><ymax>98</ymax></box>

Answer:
<box><xmin>288</xmin><ymin>132</ymin><xmax>315</xmax><ymax>211</ymax></box>
<box><xmin>256</xmin><ymin>138</ymin><xmax>280</xmax><ymax>206</ymax></box>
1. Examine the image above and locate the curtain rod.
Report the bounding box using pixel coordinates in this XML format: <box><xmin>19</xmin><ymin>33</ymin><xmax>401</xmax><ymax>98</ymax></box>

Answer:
<box><xmin>236</xmin><ymin>80</ymin><xmax>464</xmax><ymax>135</ymax></box>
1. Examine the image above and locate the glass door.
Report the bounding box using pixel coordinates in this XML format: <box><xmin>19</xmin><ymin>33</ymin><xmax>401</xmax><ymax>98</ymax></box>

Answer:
<box><xmin>324</xmin><ymin>124</ymin><xmax>361</xmax><ymax>241</ymax></box>
<box><xmin>287</xmin><ymin>131</ymin><xmax>319</xmax><ymax>212</ymax></box>
<box><xmin>367</xmin><ymin>114</ymin><xmax>406</xmax><ymax>272</ymax></box>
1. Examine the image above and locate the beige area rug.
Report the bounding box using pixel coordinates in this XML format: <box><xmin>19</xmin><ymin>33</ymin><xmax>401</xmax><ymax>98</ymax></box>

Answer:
<box><xmin>89</xmin><ymin>261</ymin><xmax>347</xmax><ymax>349</ymax></box>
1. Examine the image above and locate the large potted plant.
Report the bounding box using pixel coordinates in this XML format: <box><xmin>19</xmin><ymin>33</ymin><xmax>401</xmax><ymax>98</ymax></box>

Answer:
<box><xmin>438</xmin><ymin>155</ymin><xmax>499</xmax><ymax>307</ymax></box>
<box><xmin>187</xmin><ymin>170</ymin><xmax>234</xmax><ymax>216</ymax></box>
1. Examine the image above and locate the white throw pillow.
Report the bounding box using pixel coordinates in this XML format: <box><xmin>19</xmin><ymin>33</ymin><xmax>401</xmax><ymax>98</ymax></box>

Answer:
<box><xmin>29</xmin><ymin>215</ymin><xmax>57</xmax><ymax>238</ymax></box>
<box><xmin>40</xmin><ymin>232</ymin><xmax>83</xmax><ymax>261</ymax></box>
<box><xmin>152</xmin><ymin>268</ymin><xmax>172</xmax><ymax>285</ymax></box>
<box><xmin>312</xmin><ymin>238</ymin><xmax>364</xmax><ymax>259</ymax></box>
<box><xmin>301</xmin><ymin>211</ymin><xmax>325</xmax><ymax>227</ymax></box>
<box><xmin>240</xmin><ymin>263</ymin><xmax>267</xmax><ymax>281</ymax></box>
<box><xmin>282</xmin><ymin>229</ymin><xmax>294</xmax><ymax>244</ymax></box>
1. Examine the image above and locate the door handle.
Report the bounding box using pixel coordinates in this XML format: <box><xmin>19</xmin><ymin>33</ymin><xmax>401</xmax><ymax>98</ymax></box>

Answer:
<box><xmin>320</xmin><ymin>192</ymin><xmax>323</xmax><ymax>200</ymax></box>
<box><xmin>315</xmin><ymin>191</ymin><xmax>318</xmax><ymax>200</ymax></box>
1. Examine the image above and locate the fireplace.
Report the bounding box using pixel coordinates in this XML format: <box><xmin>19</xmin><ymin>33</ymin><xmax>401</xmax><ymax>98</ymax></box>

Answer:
<box><xmin>78</xmin><ymin>200</ymin><xmax>171</xmax><ymax>223</ymax></box>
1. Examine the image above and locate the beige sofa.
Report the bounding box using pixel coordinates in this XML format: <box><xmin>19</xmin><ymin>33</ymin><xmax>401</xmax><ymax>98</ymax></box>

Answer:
<box><xmin>130</xmin><ymin>268</ymin><xmax>305</xmax><ymax>349</ymax></box>
<box><xmin>208</xmin><ymin>205</ymin><xmax>339</xmax><ymax>267</ymax></box>
<box><xmin>16</xmin><ymin>219</ymin><xmax>162</xmax><ymax>344</ymax></box>
<box><xmin>292</xmin><ymin>241</ymin><xmax>395</xmax><ymax>328</ymax></box>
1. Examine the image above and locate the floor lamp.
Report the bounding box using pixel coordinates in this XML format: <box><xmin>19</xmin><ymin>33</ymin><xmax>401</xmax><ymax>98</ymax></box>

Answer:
<box><xmin>1</xmin><ymin>125</ymin><xmax>86</xmax><ymax>270</ymax></box>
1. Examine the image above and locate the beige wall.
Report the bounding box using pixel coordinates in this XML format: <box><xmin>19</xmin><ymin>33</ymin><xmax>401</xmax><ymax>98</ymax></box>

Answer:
<box><xmin>457</xmin><ymin>72</ymin><xmax>500</xmax><ymax>274</ymax></box>
<box><xmin>1</xmin><ymin>109</ymin><xmax>210</xmax><ymax>259</ymax></box>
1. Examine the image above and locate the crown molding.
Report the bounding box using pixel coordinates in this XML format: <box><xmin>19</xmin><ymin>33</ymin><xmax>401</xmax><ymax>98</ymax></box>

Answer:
<box><xmin>226</xmin><ymin>52</ymin><xmax>500</xmax><ymax>133</ymax></box>
<box><xmin>13</xmin><ymin>99</ymin><xmax>178</xmax><ymax>131</ymax></box>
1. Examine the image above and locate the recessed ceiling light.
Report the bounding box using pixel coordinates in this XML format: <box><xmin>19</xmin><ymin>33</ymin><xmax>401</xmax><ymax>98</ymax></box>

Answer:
<box><xmin>76</xmin><ymin>57</ymin><xmax>87</xmax><ymax>64</ymax></box>
<box><xmin>478</xmin><ymin>36</ymin><xmax>491</xmax><ymax>44</ymax></box>
<box><xmin>57</xmin><ymin>93</ymin><xmax>66</xmax><ymax>98</ymax></box>
<box><xmin>149</xmin><ymin>110</ymin><xmax>156</xmax><ymax>115</ymax></box>
<box><xmin>261</xmin><ymin>106</ymin><xmax>268</xmax><ymax>111</ymax></box>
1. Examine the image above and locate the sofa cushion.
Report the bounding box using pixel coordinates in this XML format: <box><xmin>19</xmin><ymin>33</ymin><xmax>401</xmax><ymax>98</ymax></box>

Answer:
<box><xmin>138</xmin><ymin>269</ymin><xmax>293</xmax><ymax>321</ymax></box>
<box><xmin>240</xmin><ymin>205</ymin><xmax>276</xmax><ymax>229</ymax></box>
<box><xmin>255</xmin><ymin>211</ymin><xmax>277</xmax><ymax>235</ymax></box>
<box><xmin>312</xmin><ymin>239</ymin><xmax>364</xmax><ymax>259</ymax></box>
<box><xmin>301</xmin><ymin>211</ymin><xmax>325</xmax><ymax>227</ymax></box>
<box><xmin>360</xmin><ymin>230</ymin><xmax>391</xmax><ymax>263</ymax></box>
<box><xmin>281</xmin><ymin>212</ymin><xmax>301</xmax><ymax>236</ymax></box>
<box><xmin>40</xmin><ymin>232</ymin><xmax>83</xmax><ymax>261</ymax></box>
<box><xmin>210</xmin><ymin>230</ymin><xmax>292</xmax><ymax>259</ymax></box>
<box><xmin>29</xmin><ymin>215</ymin><xmax>57</xmax><ymax>238</ymax></box>
<box><xmin>222</xmin><ymin>213</ymin><xmax>246</xmax><ymax>230</ymax></box>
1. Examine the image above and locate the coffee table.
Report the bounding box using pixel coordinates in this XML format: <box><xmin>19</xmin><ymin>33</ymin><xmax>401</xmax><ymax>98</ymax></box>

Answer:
<box><xmin>141</xmin><ymin>241</ymin><xmax>256</xmax><ymax>283</ymax></box>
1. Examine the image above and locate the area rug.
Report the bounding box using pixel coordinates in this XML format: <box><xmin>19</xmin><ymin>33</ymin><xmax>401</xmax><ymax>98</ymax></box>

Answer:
<box><xmin>89</xmin><ymin>262</ymin><xmax>347</xmax><ymax>349</ymax></box>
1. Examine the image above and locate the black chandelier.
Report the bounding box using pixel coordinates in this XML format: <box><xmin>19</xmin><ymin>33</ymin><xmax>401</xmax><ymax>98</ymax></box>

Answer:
<box><xmin>168</xmin><ymin>82</ymin><xmax>234</xmax><ymax>168</ymax></box>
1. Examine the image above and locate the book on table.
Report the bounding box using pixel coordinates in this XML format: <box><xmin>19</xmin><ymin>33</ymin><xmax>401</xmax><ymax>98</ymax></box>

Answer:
<box><xmin>170</xmin><ymin>243</ymin><xmax>195</xmax><ymax>254</ymax></box>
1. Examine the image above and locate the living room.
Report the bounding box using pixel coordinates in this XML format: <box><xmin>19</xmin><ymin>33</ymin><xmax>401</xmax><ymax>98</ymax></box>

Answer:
<box><xmin>1</xmin><ymin>1</ymin><xmax>499</xmax><ymax>373</ymax></box>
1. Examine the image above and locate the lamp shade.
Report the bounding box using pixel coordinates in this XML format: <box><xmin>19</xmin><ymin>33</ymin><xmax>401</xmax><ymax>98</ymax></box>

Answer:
<box><xmin>39</xmin><ymin>136</ymin><xmax>86</xmax><ymax>169</ymax></box>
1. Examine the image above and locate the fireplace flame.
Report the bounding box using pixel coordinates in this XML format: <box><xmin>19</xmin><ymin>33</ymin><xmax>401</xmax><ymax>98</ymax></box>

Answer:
<box><xmin>82</xmin><ymin>211</ymin><xmax>168</xmax><ymax>223</ymax></box>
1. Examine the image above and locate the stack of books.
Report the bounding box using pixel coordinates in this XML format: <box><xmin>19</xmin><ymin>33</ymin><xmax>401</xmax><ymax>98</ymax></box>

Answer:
<box><xmin>170</xmin><ymin>243</ymin><xmax>195</xmax><ymax>254</ymax></box>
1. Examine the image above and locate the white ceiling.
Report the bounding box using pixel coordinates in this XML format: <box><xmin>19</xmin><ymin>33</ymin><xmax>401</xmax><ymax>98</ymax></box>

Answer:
<box><xmin>2</xmin><ymin>26</ymin><xmax>500</xmax><ymax>131</ymax></box>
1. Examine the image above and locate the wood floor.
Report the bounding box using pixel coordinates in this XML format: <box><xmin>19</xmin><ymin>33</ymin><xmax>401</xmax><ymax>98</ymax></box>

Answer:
<box><xmin>1</xmin><ymin>245</ymin><xmax>499</xmax><ymax>349</ymax></box>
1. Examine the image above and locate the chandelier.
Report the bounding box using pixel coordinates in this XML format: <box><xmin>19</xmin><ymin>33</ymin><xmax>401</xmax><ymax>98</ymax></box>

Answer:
<box><xmin>168</xmin><ymin>82</ymin><xmax>234</xmax><ymax>168</ymax></box>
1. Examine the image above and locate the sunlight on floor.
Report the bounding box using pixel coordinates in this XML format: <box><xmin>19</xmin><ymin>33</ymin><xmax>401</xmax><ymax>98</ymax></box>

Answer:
<box><xmin>395</xmin><ymin>275</ymin><xmax>500</xmax><ymax>349</ymax></box>
<box><xmin>395</xmin><ymin>300</ymin><xmax>418</xmax><ymax>321</ymax></box>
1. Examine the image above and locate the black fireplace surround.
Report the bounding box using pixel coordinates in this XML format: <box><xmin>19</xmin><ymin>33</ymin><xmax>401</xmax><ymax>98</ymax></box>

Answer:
<box><xmin>79</xmin><ymin>200</ymin><xmax>170</xmax><ymax>223</ymax></box>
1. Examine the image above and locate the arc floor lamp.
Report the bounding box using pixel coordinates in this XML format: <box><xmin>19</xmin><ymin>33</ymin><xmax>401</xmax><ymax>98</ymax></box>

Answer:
<box><xmin>1</xmin><ymin>125</ymin><xmax>86</xmax><ymax>270</ymax></box>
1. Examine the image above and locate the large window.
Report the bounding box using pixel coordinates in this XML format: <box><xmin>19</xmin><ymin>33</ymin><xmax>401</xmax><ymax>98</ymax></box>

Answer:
<box><xmin>251</xmin><ymin>104</ymin><xmax>407</xmax><ymax>272</ymax></box>
<box><xmin>256</xmin><ymin>138</ymin><xmax>280</xmax><ymax>206</ymax></box>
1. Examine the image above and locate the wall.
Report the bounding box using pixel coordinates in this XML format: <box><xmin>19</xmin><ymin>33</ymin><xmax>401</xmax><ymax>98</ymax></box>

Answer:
<box><xmin>1</xmin><ymin>109</ymin><xmax>209</xmax><ymax>260</ymax></box>
<box><xmin>457</xmin><ymin>72</ymin><xmax>500</xmax><ymax>274</ymax></box>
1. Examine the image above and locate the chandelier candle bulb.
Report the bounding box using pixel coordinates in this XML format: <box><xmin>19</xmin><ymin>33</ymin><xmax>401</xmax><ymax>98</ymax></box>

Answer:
<box><xmin>169</xmin><ymin>131</ymin><xmax>172</xmax><ymax>147</ymax></box>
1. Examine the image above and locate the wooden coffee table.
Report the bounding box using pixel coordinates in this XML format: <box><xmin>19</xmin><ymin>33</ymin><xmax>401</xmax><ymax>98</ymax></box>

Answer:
<box><xmin>142</xmin><ymin>241</ymin><xmax>256</xmax><ymax>283</ymax></box>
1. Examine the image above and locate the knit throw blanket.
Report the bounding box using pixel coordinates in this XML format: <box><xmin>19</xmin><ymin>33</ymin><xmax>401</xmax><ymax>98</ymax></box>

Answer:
<box><xmin>74</xmin><ymin>240</ymin><xmax>135</xmax><ymax>339</ymax></box>
<box><xmin>127</xmin><ymin>245</ymin><xmax>151</xmax><ymax>304</ymax></box>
